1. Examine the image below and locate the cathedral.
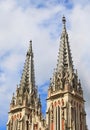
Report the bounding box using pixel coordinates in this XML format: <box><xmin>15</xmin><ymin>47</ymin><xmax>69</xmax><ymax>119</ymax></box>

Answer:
<box><xmin>7</xmin><ymin>16</ymin><xmax>88</xmax><ymax>130</ymax></box>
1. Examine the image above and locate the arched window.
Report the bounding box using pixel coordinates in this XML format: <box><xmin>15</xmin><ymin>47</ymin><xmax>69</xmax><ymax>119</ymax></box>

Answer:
<box><xmin>71</xmin><ymin>107</ymin><xmax>76</xmax><ymax>130</ymax></box>
<box><xmin>48</xmin><ymin>108</ymin><xmax>50</xmax><ymax>130</ymax></box>
<box><xmin>26</xmin><ymin>120</ymin><xmax>29</xmax><ymax>130</ymax></box>
<box><xmin>56</xmin><ymin>107</ymin><xmax>57</xmax><ymax>130</ymax></box>
<box><xmin>58</xmin><ymin>106</ymin><xmax>60</xmax><ymax>130</ymax></box>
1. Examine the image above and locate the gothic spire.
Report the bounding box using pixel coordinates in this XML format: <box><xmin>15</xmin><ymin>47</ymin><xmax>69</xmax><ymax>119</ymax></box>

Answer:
<box><xmin>56</xmin><ymin>16</ymin><xmax>73</xmax><ymax>73</ymax></box>
<box><xmin>20</xmin><ymin>40</ymin><xmax>35</xmax><ymax>93</ymax></box>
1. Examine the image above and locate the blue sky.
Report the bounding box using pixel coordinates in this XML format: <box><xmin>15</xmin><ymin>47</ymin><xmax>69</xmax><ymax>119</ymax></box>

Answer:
<box><xmin>0</xmin><ymin>0</ymin><xmax>90</xmax><ymax>129</ymax></box>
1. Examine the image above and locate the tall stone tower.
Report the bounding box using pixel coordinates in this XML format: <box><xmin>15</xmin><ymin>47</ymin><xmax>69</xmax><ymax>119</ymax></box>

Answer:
<box><xmin>46</xmin><ymin>16</ymin><xmax>88</xmax><ymax>130</ymax></box>
<box><xmin>7</xmin><ymin>16</ymin><xmax>88</xmax><ymax>130</ymax></box>
<box><xmin>7</xmin><ymin>41</ymin><xmax>45</xmax><ymax>130</ymax></box>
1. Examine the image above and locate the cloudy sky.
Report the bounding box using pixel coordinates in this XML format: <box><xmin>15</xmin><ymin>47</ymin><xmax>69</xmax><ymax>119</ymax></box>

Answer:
<box><xmin>0</xmin><ymin>0</ymin><xmax>90</xmax><ymax>129</ymax></box>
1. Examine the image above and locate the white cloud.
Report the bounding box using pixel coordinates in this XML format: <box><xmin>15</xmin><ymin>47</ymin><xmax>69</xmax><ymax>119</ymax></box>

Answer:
<box><xmin>0</xmin><ymin>0</ymin><xmax>90</xmax><ymax>129</ymax></box>
<box><xmin>68</xmin><ymin>5</ymin><xmax>90</xmax><ymax>129</ymax></box>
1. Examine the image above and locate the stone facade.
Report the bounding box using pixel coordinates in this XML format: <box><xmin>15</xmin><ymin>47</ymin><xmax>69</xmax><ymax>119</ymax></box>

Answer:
<box><xmin>7</xmin><ymin>41</ymin><xmax>45</xmax><ymax>130</ymax></box>
<box><xmin>7</xmin><ymin>16</ymin><xmax>88</xmax><ymax>130</ymax></box>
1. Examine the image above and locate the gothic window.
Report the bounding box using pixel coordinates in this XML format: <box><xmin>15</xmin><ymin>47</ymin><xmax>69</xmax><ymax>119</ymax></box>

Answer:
<box><xmin>62</xmin><ymin>99</ymin><xmax>64</xmax><ymax>106</ymax></box>
<box><xmin>71</xmin><ymin>107</ymin><xmax>76</xmax><ymax>130</ymax></box>
<box><xmin>80</xmin><ymin>112</ymin><xmax>82</xmax><ymax>130</ymax></box>
<box><xmin>53</xmin><ymin>102</ymin><xmax>61</xmax><ymax>130</ymax></box>
<box><xmin>58</xmin><ymin>106</ymin><xmax>60</xmax><ymax>130</ymax></box>
<box><xmin>62</xmin><ymin>118</ymin><xmax>64</xmax><ymax>130</ymax></box>
<box><xmin>12</xmin><ymin>119</ymin><xmax>18</xmax><ymax>130</ymax></box>
<box><xmin>26</xmin><ymin>120</ymin><xmax>29</xmax><ymax>130</ymax></box>
<box><xmin>56</xmin><ymin>107</ymin><xmax>57</xmax><ymax>130</ymax></box>
<box><xmin>48</xmin><ymin>109</ymin><xmax>50</xmax><ymax>130</ymax></box>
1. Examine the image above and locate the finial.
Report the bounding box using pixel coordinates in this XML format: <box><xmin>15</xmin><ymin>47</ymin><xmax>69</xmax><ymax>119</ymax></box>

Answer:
<box><xmin>62</xmin><ymin>16</ymin><xmax>66</xmax><ymax>34</ymax></box>
<box><xmin>27</xmin><ymin>40</ymin><xmax>33</xmax><ymax>56</ymax></box>
<box><xmin>30</xmin><ymin>40</ymin><xmax>32</xmax><ymax>44</ymax></box>
<box><xmin>62</xmin><ymin>16</ymin><xmax>66</xmax><ymax>25</ymax></box>
<box><xmin>29</xmin><ymin>40</ymin><xmax>32</xmax><ymax>51</ymax></box>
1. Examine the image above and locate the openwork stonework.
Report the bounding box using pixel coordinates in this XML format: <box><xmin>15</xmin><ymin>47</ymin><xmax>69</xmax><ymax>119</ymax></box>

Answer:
<box><xmin>7</xmin><ymin>16</ymin><xmax>88</xmax><ymax>130</ymax></box>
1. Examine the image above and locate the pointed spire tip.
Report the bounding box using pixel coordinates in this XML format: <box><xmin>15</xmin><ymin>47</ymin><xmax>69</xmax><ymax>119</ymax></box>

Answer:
<box><xmin>30</xmin><ymin>40</ymin><xmax>32</xmax><ymax>44</ymax></box>
<box><xmin>29</xmin><ymin>40</ymin><xmax>32</xmax><ymax>52</ymax></box>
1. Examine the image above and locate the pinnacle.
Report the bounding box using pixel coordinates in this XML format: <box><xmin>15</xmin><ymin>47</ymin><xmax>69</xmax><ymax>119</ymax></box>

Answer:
<box><xmin>29</xmin><ymin>40</ymin><xmax>32</xmax><ymax>52</ymax></box>
<box><xmin>20</xmin><ymin>41</ymin><xmax>35</xmax><ymax>93</ymax></box>
<box><xmin>27</xmin><ymin>40</ymin><xmax>33</xmax><ymax>56</ymax></box>
<box><xmin>49</xmin><ymin>16</ymin><xmax>83</xmax><ymax>93</ymax></box>
<box><xmin>56</xmin><ymin>16</ymin><xmax>73</xmax><ymax>73</ymax></box>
